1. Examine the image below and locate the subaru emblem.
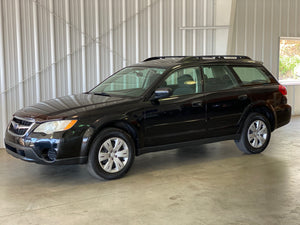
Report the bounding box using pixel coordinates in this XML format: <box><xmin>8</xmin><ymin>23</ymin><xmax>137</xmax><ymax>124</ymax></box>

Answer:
<box><xmin>11</xmin><ymin>121</ymin><xmax>19</xmax><ymax>130</ymax></box>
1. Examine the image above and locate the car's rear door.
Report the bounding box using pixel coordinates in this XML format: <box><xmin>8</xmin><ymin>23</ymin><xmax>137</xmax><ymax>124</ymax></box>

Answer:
<box><xmin>203</xmin><ymin>65</ymin><xmax>251</xmax><ymax>137</ymax></box>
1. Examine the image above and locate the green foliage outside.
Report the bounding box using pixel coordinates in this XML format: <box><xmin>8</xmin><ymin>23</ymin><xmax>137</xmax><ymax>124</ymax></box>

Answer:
<box><xmin>279</xmin><ymin>39</ymin><xmax>300</xmax><ymax>80</ymax></box>
<box><xmin>279</xmin><ymin>55</ymin><xmax>300</xmax><ymax>80</ymax></box>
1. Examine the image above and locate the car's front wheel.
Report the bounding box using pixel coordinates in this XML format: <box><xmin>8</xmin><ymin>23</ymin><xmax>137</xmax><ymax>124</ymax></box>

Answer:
<box><xmin>235</xmin><ymin>113</ymin><xmax>271</xmax><ymax>154</ymax></box>
<box><xmin>87</xmin><ymin>128</ymin><xmax>135</xmax><ymax>180</ymax></box>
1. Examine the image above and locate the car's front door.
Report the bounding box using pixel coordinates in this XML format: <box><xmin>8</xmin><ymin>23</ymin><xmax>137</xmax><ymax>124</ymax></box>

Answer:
<box><xmin>142</xmin><ymin>67</ymin><xmax>207</xmax><ymax>147</ymax></box>
<box><xmin>202</xmin><ymin>65</ymin><xmax>251</xmax><ymax>137</ymax></box>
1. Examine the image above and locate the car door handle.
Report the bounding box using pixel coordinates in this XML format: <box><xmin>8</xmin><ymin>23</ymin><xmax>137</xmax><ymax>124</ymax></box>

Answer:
<box><xmin>238</xmin><ymin>94</ymin><xmax>248</xmax><ymax>100</ymax></box>
<box><xmin>192</xmin><ymin>101</ymin><xmax>203</xmax><ymax>107</ymax></box>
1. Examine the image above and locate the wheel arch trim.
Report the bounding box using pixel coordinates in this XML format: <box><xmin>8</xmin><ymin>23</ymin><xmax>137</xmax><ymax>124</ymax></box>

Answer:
<box><xmin>80</xmin><ymin>118</ymin><xmax>141</xmax><ymax>157</ymax></box>
<box><xmin>237</xmin><ymin>101</ymin><xmax>277</xmax><ymax>134</ymax></box>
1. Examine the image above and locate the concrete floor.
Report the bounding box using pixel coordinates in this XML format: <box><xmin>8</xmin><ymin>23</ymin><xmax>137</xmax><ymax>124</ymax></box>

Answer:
<box><xmin>0</xmin><ymin>117</ymin><xmax>300</xmax><ymax>225</ymax></box>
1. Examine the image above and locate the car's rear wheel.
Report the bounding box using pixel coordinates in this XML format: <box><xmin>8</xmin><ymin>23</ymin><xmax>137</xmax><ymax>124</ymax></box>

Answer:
<box><xmin>87</xmin><ymin>128</ymin><xmax>135</xmax><ymax>180</ymax></box>
<box><xmin>235</xmin><ymin>113</ymin><xmax>271</xmax><ymax>154</ymax></box>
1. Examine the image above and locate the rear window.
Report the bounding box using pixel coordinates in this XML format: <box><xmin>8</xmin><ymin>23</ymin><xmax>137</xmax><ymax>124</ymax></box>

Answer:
<box><xmin>232</xmin><ymin>67</ymin><xmax>271</xmax><ymax>85</ymax></box>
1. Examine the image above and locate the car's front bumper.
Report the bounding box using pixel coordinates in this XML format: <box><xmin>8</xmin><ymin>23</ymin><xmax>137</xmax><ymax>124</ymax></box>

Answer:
<box><xmin>5</xmin><ymin>140</ymin><xmax>87</xmax><ymax>165</ymax></box>
<box><xmin>4</xmin><ymin>130</ymin><xmax>87</xmax><ymax>165</ymax></box>
<box><xmin>5</xmin><ymin>140</ymin><xmax>42</xmax><ymax>163</ymax></box>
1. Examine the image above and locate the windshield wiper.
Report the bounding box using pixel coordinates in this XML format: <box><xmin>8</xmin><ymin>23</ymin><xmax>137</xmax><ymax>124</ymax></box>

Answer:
<box><xmin>93</xmin><ymin>92</ymin><xmax>111</xmax><ymax>97</ymax></box>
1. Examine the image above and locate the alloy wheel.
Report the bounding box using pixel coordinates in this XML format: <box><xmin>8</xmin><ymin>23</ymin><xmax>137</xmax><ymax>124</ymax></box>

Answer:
<box><xmin>98</xmin><ymin>137</ymin><xmax>129</xmax><ymax>173</ymax></box>
<box><xmin>247</xmin><ymin>120</ymin><xmax>268</xmax><ymax>148</ymax></box>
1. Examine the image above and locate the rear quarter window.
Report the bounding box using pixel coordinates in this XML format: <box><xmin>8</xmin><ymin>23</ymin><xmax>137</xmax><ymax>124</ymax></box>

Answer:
<box><xmin>232</xmin><ymin>67</ymin><xmax>271</xmax><ymax>85</ymax></box>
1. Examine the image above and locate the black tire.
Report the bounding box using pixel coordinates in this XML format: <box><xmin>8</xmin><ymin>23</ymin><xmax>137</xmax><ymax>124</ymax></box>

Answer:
<box><xmin>87</xmin><ymin>128</ymin><xmax>135</xmax><ymax>180</ymax></box>
<box><xmin>235</xmin><ymin>113</ymin><xmax>271</xmax><ymax>154</ymax></box>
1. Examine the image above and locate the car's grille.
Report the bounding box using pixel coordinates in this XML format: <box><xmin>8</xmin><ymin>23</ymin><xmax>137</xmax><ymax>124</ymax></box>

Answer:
<box><xmin>8</xmin><ymin>117</ymin><xmax>35</xmax><ymax>136</ymax></box>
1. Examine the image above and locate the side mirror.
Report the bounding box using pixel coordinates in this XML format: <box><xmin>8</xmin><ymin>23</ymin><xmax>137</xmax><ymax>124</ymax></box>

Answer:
<box><xmin>154</xmin><ymin>87</ymin><xmax>172</xmax><ymax>99</ymax></box>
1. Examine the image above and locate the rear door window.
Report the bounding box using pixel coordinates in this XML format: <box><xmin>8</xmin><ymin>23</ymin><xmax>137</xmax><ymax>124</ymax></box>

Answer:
<box><xmin>232</xmin><ymin>67</ymin><xmax>271</xmax><ymax>85</ymax></box>
<box><xmin>202</xmin><ymin>65</ymin><xmax>239</xmax><ymax>92</ymax></box>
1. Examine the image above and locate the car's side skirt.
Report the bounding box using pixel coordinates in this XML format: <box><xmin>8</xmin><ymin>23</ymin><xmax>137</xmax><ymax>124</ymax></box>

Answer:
<box><xmin>137</xmin><ymin>134</ymin><xmax>240</xmax><ymax>155</ymax></box>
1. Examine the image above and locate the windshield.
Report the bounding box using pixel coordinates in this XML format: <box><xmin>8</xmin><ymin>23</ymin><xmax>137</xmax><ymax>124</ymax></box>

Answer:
<box><xmin>90</xmin><ymin>67</ymin><xmax>166</xmax><ymax>97</ymax></box>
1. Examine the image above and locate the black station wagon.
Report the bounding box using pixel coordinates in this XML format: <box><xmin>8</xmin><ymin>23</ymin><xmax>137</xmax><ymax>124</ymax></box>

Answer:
<box><xmin>5</xmin><ymin>56</ymin><xmax>291</xmax><ymax>180</ymax></box>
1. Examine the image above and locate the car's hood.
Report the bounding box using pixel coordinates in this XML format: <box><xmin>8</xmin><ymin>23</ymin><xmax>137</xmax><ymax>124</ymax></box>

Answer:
<box><xmin>14</xmin><ymin>93</ymin><xmax>134</xmax><ymax>121</ymax></box>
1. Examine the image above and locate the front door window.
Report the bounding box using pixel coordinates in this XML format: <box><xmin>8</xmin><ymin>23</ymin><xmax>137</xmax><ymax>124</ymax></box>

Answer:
<box><xmin>160</xmin><ymin>67</ymin><xmax>202</xmax><ymax>96</ymax></box>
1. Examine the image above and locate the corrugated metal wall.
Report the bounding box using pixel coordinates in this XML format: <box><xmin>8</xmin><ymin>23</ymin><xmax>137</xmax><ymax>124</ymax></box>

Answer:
<box><xmin>229</xmin><ymin>0</ymin><xmax>300</xmax><ymax>115</ymax></box>
<box><xmin>0</xmin><ymin>0</ymin><xmax>231</xmax><ymax>147</ymax></box>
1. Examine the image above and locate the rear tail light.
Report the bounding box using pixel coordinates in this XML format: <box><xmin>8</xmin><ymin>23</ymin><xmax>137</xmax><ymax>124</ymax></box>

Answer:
<box><xmin>279</xmin><ymin>85</ymin><xmax>287</xmax><ymax>95</ymax></box>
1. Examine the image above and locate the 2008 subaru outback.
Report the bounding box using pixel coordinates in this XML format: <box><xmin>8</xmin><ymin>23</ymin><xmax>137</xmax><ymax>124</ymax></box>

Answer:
<box><xmin>5</xmin><ymin>56</ymin><xmax>291</xmax><ymax>180</ymax></box>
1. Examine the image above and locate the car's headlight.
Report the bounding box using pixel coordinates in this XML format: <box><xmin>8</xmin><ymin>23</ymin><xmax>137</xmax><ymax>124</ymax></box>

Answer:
<box><xmin>34</xmin><ymin>120</ymin><xmax>77</xmax><ymax>134</ymax></box>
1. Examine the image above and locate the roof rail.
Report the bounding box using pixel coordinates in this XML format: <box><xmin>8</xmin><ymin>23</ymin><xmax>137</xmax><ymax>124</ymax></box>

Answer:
<box><xmin>143</xmin><ymin>56</ymin><xmax>185</xmax><ymax>62</ymax></box>
<box><xmin>143</xmin><ymin>55</ymin><xmax>251</xmax><ymax>62</ymax></box>
<box><xmin>194</xmin><ymin>55</ymin><xmax>251</xmax><ymax>60</ymax></box>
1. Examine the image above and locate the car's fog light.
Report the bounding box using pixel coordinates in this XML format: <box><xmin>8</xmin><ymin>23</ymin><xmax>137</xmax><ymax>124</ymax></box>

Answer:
<box><xmin>48</xmin><ymin>149</ymin><xmax>57</xmax><ymax>161</ymax></box>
